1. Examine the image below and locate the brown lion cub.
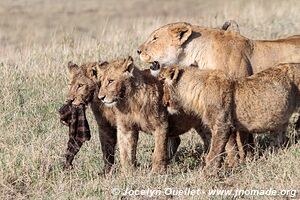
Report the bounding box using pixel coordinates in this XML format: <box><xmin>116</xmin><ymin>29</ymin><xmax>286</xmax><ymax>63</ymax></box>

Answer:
<box><xmin>160</xmin><ymin>63</ymin><xmax>300</xmax><ymax>173</ymax></box>
<box><xmin>98</xmin><ymin>57</ymin><xmax>169</xmax><ymax>173</ymax></box>
<box><xmin>66</xmin><ymin>61</ymin><xmax>117</xmax><ymax>174</ymax></box>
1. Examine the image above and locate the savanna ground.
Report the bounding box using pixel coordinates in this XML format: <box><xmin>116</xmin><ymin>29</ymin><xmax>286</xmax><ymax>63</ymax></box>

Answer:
<box><xmin>1</xmin><ymin>0</ymin><xmax>300</xmax><ymax>199</ymax></box>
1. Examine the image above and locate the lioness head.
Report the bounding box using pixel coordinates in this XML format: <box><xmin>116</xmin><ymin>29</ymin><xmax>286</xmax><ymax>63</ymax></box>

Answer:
<box><xmin>67</xmin><ymin>61</ymin><xmax>99</xmax><ymax>105</ymax></box>
<box><xmin>159</xmin><ymin>66</ymin><xmax>181</xmax><ymax>114</ymax></box>
<box><xmin>137</xmin><ymin>22</ymin><xmax>192</xmax><ymax>65</ymax></box>
<box><xmin>98</xmin><ymin>56</ymin><xmax>135</xmax><ymax>107</ymax></box>
<box><xmin>138</xmin><ymin>21</ymin><xmax>241</xmax><ymax>68</ymax></box>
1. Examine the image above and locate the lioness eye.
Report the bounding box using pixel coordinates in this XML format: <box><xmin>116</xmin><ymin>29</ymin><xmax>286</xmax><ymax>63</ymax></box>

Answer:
<box><xmin>108</xmin><ymin>79</ymin><xmax>114</xmax><ymax>84</ymax></box>
<box><xmin>153</xmin><ymin>36</ymin><xmax>157</xmax><ymax>41</ymax></box>
<box><xmin>78</xmin><ymin>84</ymin><xmax>84</xmax><ymax>88</ymax></box>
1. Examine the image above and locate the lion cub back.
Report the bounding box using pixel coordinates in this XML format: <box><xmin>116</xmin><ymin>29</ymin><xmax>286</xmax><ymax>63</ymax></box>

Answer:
<box><xmin>235</xmin><ymin>63</ymin><xmax>300</xmax><ymax>133</ymax></box>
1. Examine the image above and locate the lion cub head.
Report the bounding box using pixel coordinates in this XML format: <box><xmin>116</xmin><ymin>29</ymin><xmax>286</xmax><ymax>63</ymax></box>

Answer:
<box><xmin>137</xmin><ymin>22</ymin><xmax>193</xmax><ymax>65</ymax></box>
<box><xmin>67</xmin><ymin>61</ymin><xmax>102</xmax><ymax>106</ymax></box>
<box><xmin>98</xmin><ymin>57</ymin><xmax>135</xmax><ymax>107</ymax></box>
<box><xmin>159</xmin><ymin>66</ymin><xmax>182</xmax><ymax>115</ymax></box>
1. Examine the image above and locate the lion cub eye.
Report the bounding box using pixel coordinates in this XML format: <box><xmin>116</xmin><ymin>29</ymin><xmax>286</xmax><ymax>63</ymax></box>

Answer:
<box><xmin>78</xmin><ymin>84</ymin><xmax>84</xmax><ymax>88</ymax></box>
<box><xmin>108</xmin><ymin>79</ymin><xmax>114</xmax><ymax>84</ymax></box>
<box><xmin>152</xmin><ymin>36</ymin><xmax>158</xmax><ymax>41</ymax></box>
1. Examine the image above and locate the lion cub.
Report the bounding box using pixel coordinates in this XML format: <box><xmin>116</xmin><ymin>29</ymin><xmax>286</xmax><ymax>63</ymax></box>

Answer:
<box><xmin>97</xmin><ymin>57</ymin><xmax>170</xmax><ymax>173</ymax></box>
<box><xmin>160</xmin><ymin>63</ymin><xmax>300</xmax><ymax>173</ymax></box>
<box><xmin>66</xmin><ymin>61</ymin><xmax>117</xmax><ymax>174</ymax></box>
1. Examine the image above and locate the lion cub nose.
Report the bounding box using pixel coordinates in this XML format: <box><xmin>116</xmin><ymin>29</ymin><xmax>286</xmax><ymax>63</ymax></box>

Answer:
<box><xmin>137</xmin><ymin>49</ymin><xmax>142</xmax><ymax>55</ymax></box>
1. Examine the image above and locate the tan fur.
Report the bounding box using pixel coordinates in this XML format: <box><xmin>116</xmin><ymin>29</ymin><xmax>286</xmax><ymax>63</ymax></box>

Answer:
<box><xmin>160</xmin><ymin>70</ymin><xmax>242</xmax><ymax>167</ymax></box>
<box><xmin>67</xmin><ymin>61</ymin><xmax>117</xmax><ymax>174</ymax></box>
<box><xmin>138</xmin><ymin>22</ymin><xmax>300</xmax><ymax>78</ymax></box>
<box><xmin>138</xmin><ymin>21</ymin><xmax>300</xmax><ymax>159</ymax></box>
<box><xmin>67</xmin><ymin>60</ymin><xmax>212</xmax><ymax>174</ymax></box>
<box><xmin>160</xmin><ymin>63</ymin><xmax>300</xmax><ymax>173</ymax></box>
<box><xmin>97</xmin><ymin>57</ymin><xmax>214</xmax><ymax>173</ymax></box>
<box><xmin>97</xmin><ymin>57</ymin><xmax>169</xmax><ymax>173</ymax></box>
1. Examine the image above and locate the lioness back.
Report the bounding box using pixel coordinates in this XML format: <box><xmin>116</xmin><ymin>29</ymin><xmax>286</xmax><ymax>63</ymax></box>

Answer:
<box><xmin>252</xmin><ymin>36</ymin><xmax>300</xmax><ymax>72</ymax></box>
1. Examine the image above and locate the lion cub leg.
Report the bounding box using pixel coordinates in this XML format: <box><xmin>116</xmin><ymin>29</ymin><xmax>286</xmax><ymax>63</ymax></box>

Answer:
<box><xmin>269</xmin><ymin>124</ymin><xmax>288</xmax><ymax>149</ymax></box>
<box><xmin>152</xmin><ymin>125</ymin><xmax>168</xmax><ymax>173</ymax></box>
<box><xmin>117</xmin><ymin>124</ymin><xmax>139</xmax><ymax>174</ymax></box>
<box><xmin>204</xmin><ymin>123</ymin><xmax>232</xmax><ymax>175</ymax></box>
<box><xmin>225</xmin><ymin>131</ymin><xmax>254</xmax><ymax>167</ymax></box>
<box><xmin>195</xmin><ymin>125</ymin><xmax>211</xmax><ymax>153</ymax></box>
<box><xmin>167</xmin><ymin>136</ymin><xmax>181</xmax><ymax>160</ymax></box>
<box><xmin>224</xmin><ymin>132</ymin><xmax>239</xmax><ymax>168</ymax></box>
<box><xmin>236</xmin><ymin>131</ymin><xmax>254</xmax><ymax>162</ymax></box>
<box><xmin>98</xmin><ymin>125</ymin><xmax>117</xmax><ymax>175</ymax></box>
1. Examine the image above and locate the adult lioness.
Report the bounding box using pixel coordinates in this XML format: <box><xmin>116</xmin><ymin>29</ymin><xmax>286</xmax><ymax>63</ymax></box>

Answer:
<box><xmin>138</xmin><ymin>22</ymin><xmax>300</xmax><ymax>78</ymax></box>
<box><xmin>160</xmin><ymin>63</ymin><xmax>300</xmax><ymax>174</ymax></box>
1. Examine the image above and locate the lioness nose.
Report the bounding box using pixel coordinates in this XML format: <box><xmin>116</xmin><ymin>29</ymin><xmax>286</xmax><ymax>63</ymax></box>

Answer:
<box><xmin>137</xmin><ymin>49</ymin><xmax>142</xmax><ymax>55</ymax></box>
<box><xmin>98</xmin><ymin>95</ymin><xmax>106</xmax><ymax>101</ymax></box>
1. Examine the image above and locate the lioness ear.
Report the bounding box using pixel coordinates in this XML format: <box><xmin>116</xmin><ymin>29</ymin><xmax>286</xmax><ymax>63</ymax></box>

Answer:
<box><xmin>67</xmin><ymin>61</ymin><xmax>79</xmax><ymax>75</ymax></box>
<box><xmin>122</xmin><ymin>56</ymin><xmax>134</xmax><ymax>75</ymax></box>
<box><xmin>189</xmin><ymin>61</ymin><xmax>198</xmax><ymax>68</ymax></box>
<box><xmin>168</xmin><ymin>22</ymin><xmax>192</xmax><ymax>45</ymax></box>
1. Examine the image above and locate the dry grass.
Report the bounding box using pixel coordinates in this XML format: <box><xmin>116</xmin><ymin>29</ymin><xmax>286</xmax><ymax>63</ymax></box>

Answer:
<box><xmin>1</xmin><ymin>0</ymin><xmax>300</xmax><ymax>199</ymax></box>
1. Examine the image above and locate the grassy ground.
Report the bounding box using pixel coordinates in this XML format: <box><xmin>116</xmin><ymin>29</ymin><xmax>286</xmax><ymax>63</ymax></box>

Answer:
<box><xmin>1</xmin><ymin>0</ymin><xmax>300</xmax><ymax>199</ymax></box>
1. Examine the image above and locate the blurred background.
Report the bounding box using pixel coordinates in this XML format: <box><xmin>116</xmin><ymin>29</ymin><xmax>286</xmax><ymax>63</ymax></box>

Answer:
<box><xmin>1</xmin><ymin>0</ymin><xmax>300</xmax><ymax>64</ymax></box>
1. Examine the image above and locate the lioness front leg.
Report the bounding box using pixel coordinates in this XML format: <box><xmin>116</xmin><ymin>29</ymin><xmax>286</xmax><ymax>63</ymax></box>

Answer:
<box><xmin>152</xmin><ymin>126</ymin><xmax>168</xmax><ymax>173</ymax></box>
<box><xmin>117</xmin><ymin>125</ymin><xmax>139</xmax><ymax>174</ymax></box>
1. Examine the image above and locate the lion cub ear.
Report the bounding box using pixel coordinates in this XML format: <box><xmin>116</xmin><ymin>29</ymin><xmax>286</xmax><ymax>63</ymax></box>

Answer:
<box><xmin>168</xmin><ymin>22</ymin><xmax>192</xmax><ymax>45</ymax></box>
<box><xmin>86</xmin><ymin>65</ymin><xmax>99</xmax><ymax>81</ymax></box>
<box><xmin>122</xmin><ymin>56</ymin><xmax>134</xmax><ymax>76</ymax></box>
<box><xmin>165</xmin><ymin>66</ymin><xmax>180</xmax><ymax>83</ymax></box>
<box><xmin>95</xmin><ymin>61</ymin><xmax>109</xmax><ymax>80</ymax></box>
<box><xmin>221</xmin><ymin>20</ymin><xmax>240</xmax><ymax>33</ymax></box>
<box><xmin>67</xmin><ymin>61</ymin><xmax>79</xmax><ymax>76</ymax></box>
<box><xmin>98</xmin><ymin>61</ymin><xmax>109</xmax><ymax>71</ymax></box>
